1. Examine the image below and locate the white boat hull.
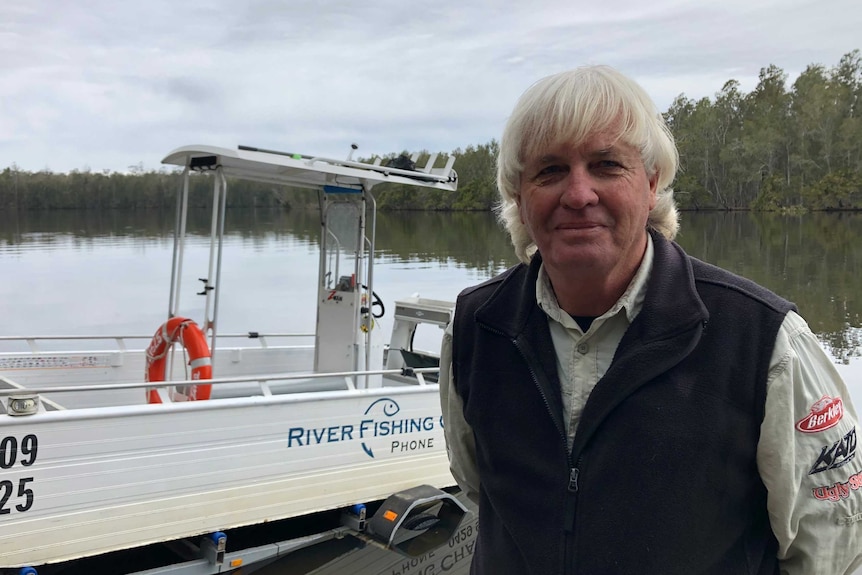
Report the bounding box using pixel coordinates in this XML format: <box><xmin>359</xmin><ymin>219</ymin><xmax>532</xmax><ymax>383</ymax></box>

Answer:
<box><xmin>1</xmin><ymin>381</ymin><xmax>453</xmax><ymax>567</ymax></box>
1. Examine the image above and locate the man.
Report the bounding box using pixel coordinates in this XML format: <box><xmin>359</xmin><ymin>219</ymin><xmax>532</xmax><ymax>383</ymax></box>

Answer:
<box><xmin>439</xmin><ymin>66</ymin><xmax>862</xmax><ymax>574</ymax></box>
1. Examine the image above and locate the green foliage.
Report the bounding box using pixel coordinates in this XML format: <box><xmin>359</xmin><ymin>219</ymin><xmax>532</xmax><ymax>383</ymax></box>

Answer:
<box><xmin>669</xmin><ymin>50</ymin><xmax>862</xmax><ymax>211</ymax></box>
<box><xmin>0</xmin><ymin>168</ymin><xmax>318</xmax><ymax>211</ymax></box>
<box><xmin>371</xmin><ymin>142</ymin><xmax>498</xmax><ymax>211</ymax></box>
<box><xmin>751</xmin><ymin>174</ymin><xmax>786</xmax><ymax>211</ymax></box>
<box><xmin>803</xmin><ymin>170</ymin><xmax>862</xmax><ymax>209</ymax></box>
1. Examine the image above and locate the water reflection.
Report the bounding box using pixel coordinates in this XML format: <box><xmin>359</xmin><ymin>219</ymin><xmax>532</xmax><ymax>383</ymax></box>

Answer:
<box><xmin>1</xmin><ymin>209</ymin><xmax>860</xmax><ymax>362</ymax></box>
<box><xmin>677</xmin><ymin>212</ymin><xmax>862</xmax><ymax>364</ymax></box>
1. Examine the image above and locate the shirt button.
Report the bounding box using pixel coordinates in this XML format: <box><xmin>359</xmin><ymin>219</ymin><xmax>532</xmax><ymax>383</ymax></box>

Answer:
<box><xmin>577</xmin><ymin>343</ymin><xmax>589</xmax><ymax>354</ymax></box>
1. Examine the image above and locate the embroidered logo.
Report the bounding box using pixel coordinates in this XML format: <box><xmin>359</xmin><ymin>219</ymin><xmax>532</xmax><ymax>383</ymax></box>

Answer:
<box><xmin>796</xmin><ymin>396</ymin><xmax>844</xmax><ymax>433</ymax></box>
<box><xmin>809</xmin><ymin>428</ymin><xmax>856</xmax><ymax>474</ymax></box>
<box><xmin>812</xmin><ymin>470</ymin><xmax>862</xmax><ymax>502</ymax></box>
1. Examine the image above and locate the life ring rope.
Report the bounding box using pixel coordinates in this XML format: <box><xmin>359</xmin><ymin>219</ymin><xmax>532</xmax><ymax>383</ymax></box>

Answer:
<box><xmin>146</xmin><ymin>320</ymin><xmax>185</xmax><ymax>364</ymax></box>
<box><xmin>145</xmin><ymin>317</ymin><xmax>213</xmax><ymax>404</ymax></box>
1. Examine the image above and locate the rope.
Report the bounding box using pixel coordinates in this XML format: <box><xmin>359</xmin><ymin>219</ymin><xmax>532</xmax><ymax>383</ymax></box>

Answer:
<box><xmin>145</xmin><ymin>320</ymin><xmax>192</xmax><ymax>364</ymax></box>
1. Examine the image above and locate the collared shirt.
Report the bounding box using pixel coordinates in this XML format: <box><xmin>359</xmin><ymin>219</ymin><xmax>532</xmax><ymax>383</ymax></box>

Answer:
<box><xmin>439</xmin><ymin>235</ymin><xmax>862</xmax><ymax>575</ymax></box>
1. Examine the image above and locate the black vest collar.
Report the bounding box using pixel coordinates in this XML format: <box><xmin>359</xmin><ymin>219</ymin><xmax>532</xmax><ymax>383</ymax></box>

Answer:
<box><xmin>474</xmin><ymin>230</ymin><xmax>709</xmax><ymax>341</ymax></box>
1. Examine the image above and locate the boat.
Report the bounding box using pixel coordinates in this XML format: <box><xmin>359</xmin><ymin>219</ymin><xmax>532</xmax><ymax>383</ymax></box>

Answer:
<box><xmin>0</xmin><ymin>145</ymin><xmax>478</xmax><ymax>574</ymax></box>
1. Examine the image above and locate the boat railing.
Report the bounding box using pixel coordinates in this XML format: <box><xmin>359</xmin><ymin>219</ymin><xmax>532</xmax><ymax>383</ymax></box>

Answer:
<box><xmin>0</xmin><ymin>365</ymin><xmax>441</xmax><ymax>415</ymax></box>
<box><xmin>0</xmin><ymin>332</ymin><xmax>315</xmax><ymax>353</ymax></box>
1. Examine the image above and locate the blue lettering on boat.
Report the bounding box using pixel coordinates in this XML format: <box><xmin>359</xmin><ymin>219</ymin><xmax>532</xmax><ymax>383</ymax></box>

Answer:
<box><xmin>286</xmin><ymin>398</ymin><xmax>438</xmax><ymax>458</ymax></box>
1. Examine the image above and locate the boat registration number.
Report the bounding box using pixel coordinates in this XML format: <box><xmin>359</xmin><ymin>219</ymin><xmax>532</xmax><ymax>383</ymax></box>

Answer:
<box><xmin>0</xmin><ymin>434</ymin><xmax>38</xmax><ymax>515</ymax></box>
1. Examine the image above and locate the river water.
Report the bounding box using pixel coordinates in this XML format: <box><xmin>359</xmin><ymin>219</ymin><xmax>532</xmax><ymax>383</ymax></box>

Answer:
<box><xmin>2</xmin><ymin>208</ymin><xmax>860</xmax><ymax>380</ymax></box>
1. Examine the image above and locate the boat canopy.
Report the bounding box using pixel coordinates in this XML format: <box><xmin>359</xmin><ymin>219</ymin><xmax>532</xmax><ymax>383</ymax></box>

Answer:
<box><xmin>161</xmin><ymin>145</ymin><xmax>458</xmax><ymax>192</ymax></box>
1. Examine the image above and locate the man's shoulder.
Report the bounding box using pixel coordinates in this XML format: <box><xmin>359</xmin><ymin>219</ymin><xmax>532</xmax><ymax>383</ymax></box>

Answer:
<box><xmin>688</xmin><ymin>256</ymin><xmax>795</xmax><ymax>314</ymax></box>
<box><xmin>457</xmin><ymin>262</ymin><xmax>527</xmax><ymax>300</ymax></box>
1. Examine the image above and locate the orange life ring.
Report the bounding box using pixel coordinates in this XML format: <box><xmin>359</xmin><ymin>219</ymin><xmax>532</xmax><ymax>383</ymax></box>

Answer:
<box><xmin>145</xmin><ymin>317</ymin><xmax>212</xmax><ymax>404</ymax></box>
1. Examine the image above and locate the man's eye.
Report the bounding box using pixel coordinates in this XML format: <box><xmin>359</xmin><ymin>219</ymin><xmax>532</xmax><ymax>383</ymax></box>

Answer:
<box><xmin>531</xmin><ymin>165</ymin><xmax>567</xmax><ymax>186</ymax></box>
<box><xmin>596</xmin><ymin>160</ymin><xmax>621</xmax><ymax>169</ymax></box>
<box><xmin>537</xmin><ymin>165</ymin><xmax>566</xmax><ymax>177</ymax></box>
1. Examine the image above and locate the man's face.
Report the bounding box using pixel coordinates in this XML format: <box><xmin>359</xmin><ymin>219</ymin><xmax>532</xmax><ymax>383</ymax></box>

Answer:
<box><xmin>517</xmin><ymin>129</ymin><xmax>658</xmax><ymax>280</ymax></box>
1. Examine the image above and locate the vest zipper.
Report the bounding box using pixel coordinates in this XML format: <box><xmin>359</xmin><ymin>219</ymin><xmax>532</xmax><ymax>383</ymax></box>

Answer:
<box><xmin>563</xmin><ymin>461</ymin><xmax>580</xmax><ymax>575</ymax></box>
<box><xmin>565</xmin><ymin>466</ymin><xmax>579</xmax><ymax>530</ymax></box>
<box><xmin>568</xmin><ymin>467</ymin><xmax>579</xmax><ymax>491</ymax></box>
<box><xmin>508</xmin><ymin>335</ymin><xmax>580</xmax><ymax>574</ymax></box>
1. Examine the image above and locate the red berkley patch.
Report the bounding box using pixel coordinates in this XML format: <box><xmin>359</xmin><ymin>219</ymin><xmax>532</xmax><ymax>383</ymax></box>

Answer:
<box><xmin>796</xmin><ymin>395</ymin><xmax>844</xmax><ymax>434</ymax></box>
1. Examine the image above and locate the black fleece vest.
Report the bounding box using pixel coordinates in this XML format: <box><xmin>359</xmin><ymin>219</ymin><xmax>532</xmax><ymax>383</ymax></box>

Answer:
<box><xmin>452</xmin><ymin>233</ymin><xmax>795</xmax><ymax>575</ymax></box>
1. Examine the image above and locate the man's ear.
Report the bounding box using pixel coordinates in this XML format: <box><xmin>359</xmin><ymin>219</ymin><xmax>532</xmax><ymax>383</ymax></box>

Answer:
<box><xmin>516</xmin><ymin>195</ymin><xmax>525</xmax><ymax>224</ymax></box>
<box><xmin>648</xmin><ymin>172</ymin><xmax>659</xmax><ymax>210</ymax></box>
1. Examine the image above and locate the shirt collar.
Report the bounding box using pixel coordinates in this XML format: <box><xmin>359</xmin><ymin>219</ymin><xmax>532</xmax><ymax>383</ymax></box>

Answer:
<box><xmin>536</xmin><ymin>233</ymin><xmax>654</xmax><ymax>326</ymax></box>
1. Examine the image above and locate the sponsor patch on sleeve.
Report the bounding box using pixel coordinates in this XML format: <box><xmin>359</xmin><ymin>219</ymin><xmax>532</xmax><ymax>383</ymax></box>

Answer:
<box><xmin>809</xmin><ymin>427</ymin><xmax>856</xmax><ymax>474</ymax></box>
<box><xmin>796</xmin><ymin>395</ymin><xmax>844</xmax><ymax>434</ymax></box>
<box><xmin>812</xmin><ymin>470</ymin><xmax>862</xmax><ymax>502</ymax></box>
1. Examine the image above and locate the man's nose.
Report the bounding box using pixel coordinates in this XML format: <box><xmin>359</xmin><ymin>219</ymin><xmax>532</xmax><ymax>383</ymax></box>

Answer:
<box><xmin>560</xmin><ymin>166</ymin><xmax>599</xmax><ymax>209</ymax></box>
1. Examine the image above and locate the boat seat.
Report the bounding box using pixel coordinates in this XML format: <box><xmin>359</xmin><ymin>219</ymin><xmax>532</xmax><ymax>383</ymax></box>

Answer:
<box><xmin>398</xmin><ymin>350</ymin><xmax>439</xmax><ymax>383</ymax></box>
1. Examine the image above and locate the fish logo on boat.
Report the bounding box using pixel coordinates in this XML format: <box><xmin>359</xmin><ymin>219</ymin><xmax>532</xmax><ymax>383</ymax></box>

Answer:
<box><xmin>796</xmin><ymin>396</ymin><xmax>844</xmax><ymax>434</ymax></box>
<box><xmin>362</xmin><ymin>398</ymin><xmax>401</xmax><ymax>458</ymax></box>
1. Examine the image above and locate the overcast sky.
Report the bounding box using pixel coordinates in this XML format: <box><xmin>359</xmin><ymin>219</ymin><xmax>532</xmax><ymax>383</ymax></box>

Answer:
<box><xmin>1</xmin><ymin>0</ymin><xmax>859</xmax><ymax>173</ymax></box>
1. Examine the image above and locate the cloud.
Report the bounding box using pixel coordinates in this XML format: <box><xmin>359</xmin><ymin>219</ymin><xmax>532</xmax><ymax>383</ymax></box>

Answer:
<box><xmin>1</xmin><ymin>0</ymin><xmax>859</xmax><ymax>172</ymax></box>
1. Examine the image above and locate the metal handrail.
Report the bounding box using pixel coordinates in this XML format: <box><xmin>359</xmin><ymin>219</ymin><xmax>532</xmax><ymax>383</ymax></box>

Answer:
<box><xmin>0</xmin><ymin>333</ymin><xmax>315</xmax><ymax>354</ymax></box>
<box><xmin>0</xmin><ymin>366</ymin><xmax>440</xmax><ymax>397</ymax></box>
<box><xmin>0</xmin><ymin>332</ymin><xmax>314</xmax><ymax>342</ymax></box>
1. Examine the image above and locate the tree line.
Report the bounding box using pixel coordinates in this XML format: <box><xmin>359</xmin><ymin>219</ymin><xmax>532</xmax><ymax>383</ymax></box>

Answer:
<box><xmin>0</xmin><ymin>166</ymin><xmax>318</xmax><ymax>211</ymax></box>
<box><xmin>665</xmin><ymin>50</ymin><xmax>862</xmax><ymax>210</ymax></box>
<box><xmin>1</xmin><ymin>50</ymin><xmax>860</xmax><ymax>212</ymax></box>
